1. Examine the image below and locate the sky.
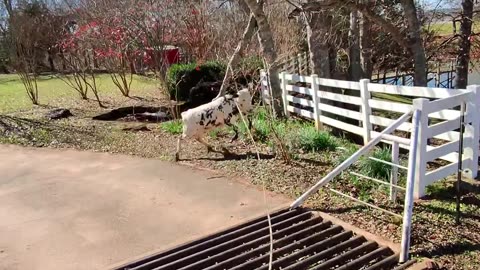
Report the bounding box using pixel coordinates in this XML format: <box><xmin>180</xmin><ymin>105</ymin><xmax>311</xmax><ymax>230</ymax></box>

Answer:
<box><xmin>420</xmin><ymin>0</ymin><xmax>459</xmax><ymax>10</ymax></box>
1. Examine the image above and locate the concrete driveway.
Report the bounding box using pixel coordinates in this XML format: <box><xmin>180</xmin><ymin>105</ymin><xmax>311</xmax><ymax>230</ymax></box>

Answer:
<box><xmin>0</xmin><ymin>145</ymin><xmax>289</xmax><ymax>270</ymax></box>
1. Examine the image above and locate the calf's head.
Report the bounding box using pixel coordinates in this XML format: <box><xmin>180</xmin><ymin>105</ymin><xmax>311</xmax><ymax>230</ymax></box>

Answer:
<box><xmin>233</xmin><ymin>88</ymin><xmax>254</xmax><ymax>114</ymax></box>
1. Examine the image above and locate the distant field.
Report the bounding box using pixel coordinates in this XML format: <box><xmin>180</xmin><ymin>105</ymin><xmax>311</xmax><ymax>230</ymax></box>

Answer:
<box><xmin>0</xmin><ymin>74</ymin><xmax>159</xmax><ymax>113</ymax></box>
<box><xmin>429</xmin><ymin>21</ymin><xmax>480</xmax><ymax>36</ymax></box>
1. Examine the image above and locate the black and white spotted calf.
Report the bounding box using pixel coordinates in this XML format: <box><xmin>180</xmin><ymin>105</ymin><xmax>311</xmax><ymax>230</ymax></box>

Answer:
<box><xmin>175</xmin><ymin>89</ymin><xmax>254</xmax><ymax>161</ymax></box>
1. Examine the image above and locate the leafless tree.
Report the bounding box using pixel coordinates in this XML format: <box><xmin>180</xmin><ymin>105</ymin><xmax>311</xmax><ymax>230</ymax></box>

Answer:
<box><xmin>349</xmin><ymin>10</ymin><xmax>362</xmax><ymax>81</ymax></box>
<box><xmin>214</xmin><ymin>0</ymin><xmax>256</xmax><ymax>99</ymax></box>
<box><xmin>291</xmin><ymin>0</ymin><xmax>428</xmax><ymax>86</ymax></box>
<box><xmin>402</xmin><ymin>0</ymin><xmax>427</xmax><ymax>86</ymax></box>
<box><xmin>242</xmin><ymin>0</ymin><xmax>284</xmax><ymax>117</ymax></box>
<box><xmin>455</xmin><ymin>0</ymin><xmax>474</xmax><ymax>89</ymax></box>
<box><xmin>8</xmin><ymin>2</ymin><xmax>51</xmax><ymax>105</ymax></box>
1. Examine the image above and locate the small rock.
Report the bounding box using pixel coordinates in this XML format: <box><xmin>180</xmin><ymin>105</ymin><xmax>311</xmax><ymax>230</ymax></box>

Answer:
<box><xmin>122</xmin><ymin>125</ymin><xmax>151</xmax><ymax>132</ymax></box>
<box><xmin>424</xmin><ymin>261</ymin><xmax>441</xmax><ymax>269</ymax></box>
<box><xmin>387</xmin><ymin>224</ymin><xmax>396</xmax><ymax>231</ymax></box>
<box><xmin>45</xmin><ymin>108</ymin><xmax>73</xmax><ymax>120</ymax></box>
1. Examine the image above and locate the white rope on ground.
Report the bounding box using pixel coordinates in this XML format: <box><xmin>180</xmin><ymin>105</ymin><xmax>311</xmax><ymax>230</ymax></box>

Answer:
<box><xmin>235</xmin><ymin>99</ymin><xmax>274</xmax><ymax>270</ymax></box>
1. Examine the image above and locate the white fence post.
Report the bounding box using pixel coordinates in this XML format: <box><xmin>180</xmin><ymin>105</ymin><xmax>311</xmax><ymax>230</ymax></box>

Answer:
<box><xmin>310</xmin><ymin>74</ymin><xmax>322</xmax><ymax>130</ymax></box>
<box><xmin>280</xmin><ymin>72</ymin><xmax>289</xmax><ymax>117</ymax></box>
<box><xmin>465</xmin><ymin>85</ymin><xmax>480</xmax><ymax>179</ymax></box>
<box><xmin>360</xmin><ymin>79</ymin><xmax>372</xmax><ymax>145</ymax></box>
<box><xmin>390</xmin><ymin>141</ymin><xmax>400</xmax><ymax>203</ymax></box>
<box><xmin>260</xmin><ymin>69</ymin><xmax>271</xmax><ymax>106</ymax></box>
<box><xmin>413</xmin><ymin>98</ymin><xmax>429</xmax><ymax>199</ymax></box>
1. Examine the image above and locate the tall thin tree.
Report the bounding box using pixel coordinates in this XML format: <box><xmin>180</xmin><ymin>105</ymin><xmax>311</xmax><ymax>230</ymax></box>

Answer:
<box><xmin>455</xmin><ymin>0</ymin><xmax>474</xmax><ymax>89</ymax></box>
<box><xmin>242</xmin><ymin>0</ymin><xmax>283</xmax><ymax>117</ymax></box>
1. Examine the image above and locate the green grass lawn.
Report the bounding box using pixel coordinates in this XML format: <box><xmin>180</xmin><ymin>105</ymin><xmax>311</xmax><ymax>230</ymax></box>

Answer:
<box><xmin>429</xmin><ymin>21</ymin><xmax>480</xmax><ymax>36</ymax></box>
<box><xmin>0</xmin><ymin>74</ymin><xmax>159</xmax><ymax>113</ymax></box>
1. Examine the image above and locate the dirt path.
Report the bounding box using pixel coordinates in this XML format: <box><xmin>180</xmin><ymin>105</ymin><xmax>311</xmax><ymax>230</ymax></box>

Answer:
<box><xmin>0</xmin><ymin>145</ymin><xmax>289</xmax><ymax>270</ymax></box>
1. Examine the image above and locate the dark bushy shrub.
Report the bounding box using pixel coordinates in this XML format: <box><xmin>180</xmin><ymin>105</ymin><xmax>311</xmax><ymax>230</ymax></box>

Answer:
<box><xmin>166</xmin><ymin>61</ymin><xmax>225</xmax><ymax>102</ymax></box>
<box><xmin>188</xmin><ymin>81</ymin><xmax>223</xmax><ymax>108</ymax></box>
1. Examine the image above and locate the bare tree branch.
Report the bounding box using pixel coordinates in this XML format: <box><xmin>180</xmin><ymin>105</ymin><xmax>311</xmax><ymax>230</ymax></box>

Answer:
<box><xmin>3</xmin><ymin>0</ymin><xmax>13</xmax><ymax>17</ymax></box>
<box><xmin>215</xmin><ymin>13</ymin><xmax>257</xmax><ymax>99</ymax></box>
<box><xmin>299</xmin><ymin>0</ymin><xmax>410</xmax><ymax>49</ymax></box>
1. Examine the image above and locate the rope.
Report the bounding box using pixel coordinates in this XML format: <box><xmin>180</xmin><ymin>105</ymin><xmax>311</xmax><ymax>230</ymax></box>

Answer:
<box><xmin>234</xmin><ymin>100</ymin><xmax>274</xmax><ymax>270</ymax></box>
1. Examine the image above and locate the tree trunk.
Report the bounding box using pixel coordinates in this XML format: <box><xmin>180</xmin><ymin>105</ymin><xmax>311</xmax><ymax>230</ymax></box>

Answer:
<box><xmin>130</xmin><ymin>59</ymin><xmax>137</xmax><ymax>74</ymax></box>
<box><xmin>401</xmin><ymin>0</ymin><xmax>427</xmax><ymax>86</ymax></box>
<box><xmin>215</xmin><ymin>14</ymin><xmax>257</xmax><ymax>99</ymax></box>
<box><xmin>349</xmin><ymin>10</ymin><xmax>362</xmax><ymax>81</ymax></box>
<box><xmin>242</xmin><ymin>0</ymin><xmax>283</xmax><ymax>117</ymax></box>
<box><xmin>455</xmin><ymin>0</ymin><xmax>474</xmax><ymax>89</ymax></box>
<box><xmin>359</xmin><ymin>6</ymin><xmax>373</xmax><ymax>79</ymax></box>
<box><xmin>3</xmin><ymin>0</ymin><xmax>13</xmax><ymax>17</ymax></box>
<box><xmin>305</xmin><ymin>10</ymin><xmax>331</xmax><ymax>78</ymax></box>
<box><xmin>47</xmin><ymin>51</ymin><xmax>55</xmax><ymax>72</ymax></box>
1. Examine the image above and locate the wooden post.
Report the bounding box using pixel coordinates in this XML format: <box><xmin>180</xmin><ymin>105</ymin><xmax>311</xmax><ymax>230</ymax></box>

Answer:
<box><xmin>390</xmin><ymin>141</ymin><xmax>400</xmax><ymax>203</ymax></box>
<box><xmin>305</xmin><ymin>52</ymin><xmax>310</xmax><ymax>74</ymax></box>
<box><xmin>293</xmin><ymin>55</ymin><xmax>296</xmax><ymax>71</ymax></box>
<box><xmin>436</xmin><ymin>61</ymin><xmax>441</xmax><ymax>88</ymax></box>
<box><xmin>298</xmin><ymin>53</ymin><xmax>303</xmax><ymax>75</ymax></box>
<box><xmin>360</xmin><ymin>79</ymin><xmax>372</xmax><ymax>144</ymax></box>
<box><xmin>413</xmin><ymin>98</ymin><xmax>429</xmax><ymax>199</ymax></box>
<box><xmin>464</xmin><ymin>85</ymin><xmax>480</xmax><ymax>178</ymax></box>
<box><xmin>286</xmin><ymin>56</ymin><xmax>291</xmax><ymax>73</ymax></box>
<box><xmin>280</xmin><ymin>72</ymin><xmax>289</xmax><ymax>117</ymax></box>
<box><xmin>311</xmin><ymin>74</ymin><xmax>322</xmax><ymax>130</ymax></box>
<box><xmin>450</xmin><ymin>60</ymin><xmax>454</xmax><ymax>89</ymax></box>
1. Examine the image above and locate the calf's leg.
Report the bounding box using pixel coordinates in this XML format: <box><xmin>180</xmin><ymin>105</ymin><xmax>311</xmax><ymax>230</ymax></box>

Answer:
<box><xmin>175</xmin><ymin>136</ymin><xmax>183</xmax><ymax>161</ymax></box>
<box><xmin>196</xmin><ymin>136</ymin><xmax>215</xmax><ymax>153</ymax></box>
<box><xmin>228</xmin><ymin>124</ymin><xmax>239</xmax><ymax>143</ymax></box>
<box><xmin>226</xmin><ymin>115</ymin><xmax>252</xmax><ymax>143</ymax></box>
<box><xmin>197</xmin><ymin>136</ymin><xmax>231</xmax><ymax>156</ymax></box>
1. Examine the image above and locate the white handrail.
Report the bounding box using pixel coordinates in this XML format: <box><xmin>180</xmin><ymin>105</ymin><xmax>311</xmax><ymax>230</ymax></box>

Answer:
<box><xmin>400</xmin><ymin>108</ymin><xmax>421</xmax><ymax>263</ymax></box>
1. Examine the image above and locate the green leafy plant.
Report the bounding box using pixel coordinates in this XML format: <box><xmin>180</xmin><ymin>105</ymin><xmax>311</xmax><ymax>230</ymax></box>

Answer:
<box><xmin>359</xmin><ymin>147</ymin><xmax>392</xmax><ymax>181</ymax></box>
<box><xmin>292</xmin><ymin>125</ymin><xmax>338</xmax><ymax>152</ymax></box>
<box><xmin>161</xmin><ymin>120</ymin><xmax>183</xmax><ymax>135</ymax></box>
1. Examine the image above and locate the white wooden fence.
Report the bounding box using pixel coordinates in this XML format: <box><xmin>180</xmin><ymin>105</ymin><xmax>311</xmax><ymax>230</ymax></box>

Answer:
<box><xmin>260</xmin><ymin>70</ymin><xmax>480</xmax><ymax>198</ymax></box>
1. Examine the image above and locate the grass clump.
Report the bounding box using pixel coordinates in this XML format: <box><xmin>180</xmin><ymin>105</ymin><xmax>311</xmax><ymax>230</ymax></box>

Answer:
<box><xmin>291</xmin><ymin>124</ymin><xmax>338</xmax><ymax>152</ymax></box>
<box><xmin>161</xmin><ymin>120</ymin><xmax>183</xmax><ymax>135</ymax></box>
<box><xmin>334</xmin><ymin>143</ymin><xmax>359</xmax><ymax>167</ymax></box>
<box><xmin>235</xmin><ymin>107</ymin><xmax>277</xmax><ymax>143</ymax></box>
<box><xmin>359</xmin><ymin>147</ymin><xmax>392</xmax><ymax>181</ymax></box>
<box><xmin>235</xmin><ymin>107</ymin><xmax>338</xmax><ymax>154</ymax></box>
